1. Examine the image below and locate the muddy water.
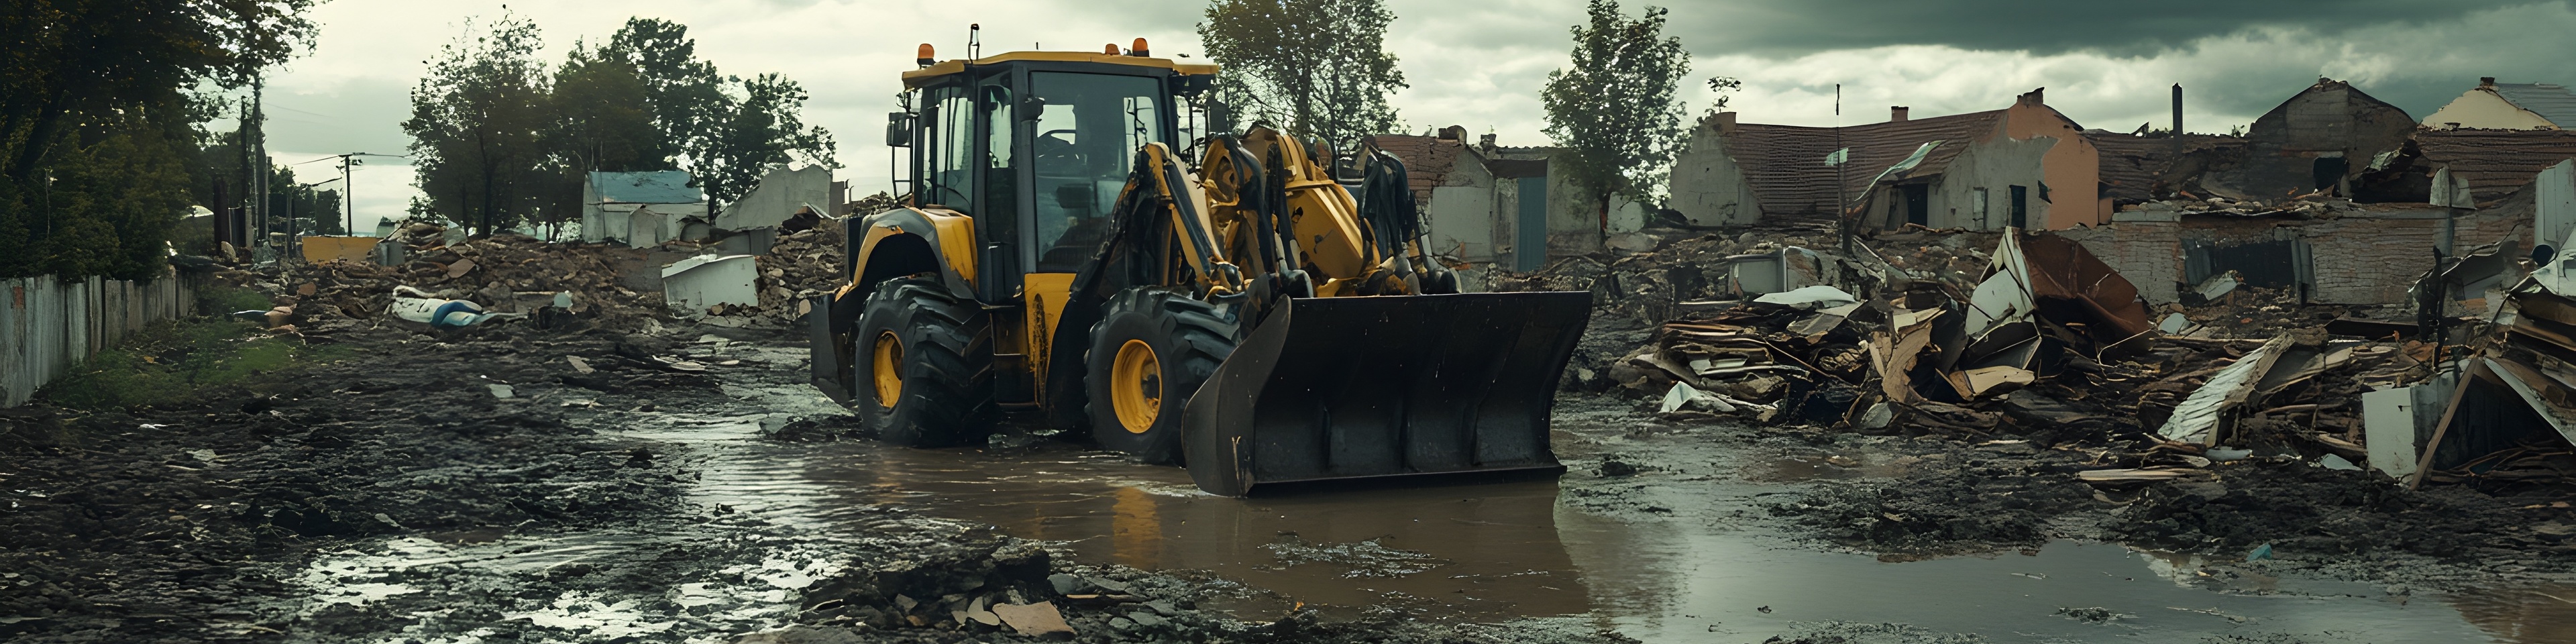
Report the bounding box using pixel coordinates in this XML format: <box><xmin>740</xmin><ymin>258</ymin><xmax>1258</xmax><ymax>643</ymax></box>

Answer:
<box><xmin>763</xmin><ymin>437</ymin><xmax>2574</xmax><ymax>643</ymax></box>
<box><xmin>280</xmin><ymin>340</ymin><xmax>2576</xmax><ymax>643</ymax></box>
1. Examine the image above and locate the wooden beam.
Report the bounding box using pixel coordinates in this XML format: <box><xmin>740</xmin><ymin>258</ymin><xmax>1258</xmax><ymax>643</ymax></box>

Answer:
<box><xmin>2408</xmin><ymin>361</ymin><xmax>2488</xmax><ymax>490</ymax></box>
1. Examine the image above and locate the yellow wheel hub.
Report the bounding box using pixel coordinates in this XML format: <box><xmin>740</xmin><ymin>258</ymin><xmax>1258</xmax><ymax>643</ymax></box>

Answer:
<box><xmin>1111</xmin><ymin>339</ymin><xmax>1163</xmax><ymax>434</ymax></box>
<box><xmin>871</xmin><ymin>331</ymin><xmax>904</xmax><ymax>409</ymax></box>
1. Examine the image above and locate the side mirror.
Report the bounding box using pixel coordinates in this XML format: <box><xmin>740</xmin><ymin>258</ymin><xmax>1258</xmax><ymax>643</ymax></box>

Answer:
<box><xmin>884</xmin><ymin>112</ymin><xmax>912</xmax><ymax>148</ymax></box>
<box><xmin>1018</xmin><ymin>95</ymin><xmax>1046</xmax><ymax>122</ymax></box>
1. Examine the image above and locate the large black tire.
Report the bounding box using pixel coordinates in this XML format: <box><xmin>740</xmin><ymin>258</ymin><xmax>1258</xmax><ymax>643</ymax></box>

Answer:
<box><xmin>853</xmin><ymin>277</ymin><xmax>996</xmax><ymax>447</ymax></box>
<box><xmin>1084</xmin><ymin>288</ymin><xmax>1238</xmax><ymax>464</ymax></box>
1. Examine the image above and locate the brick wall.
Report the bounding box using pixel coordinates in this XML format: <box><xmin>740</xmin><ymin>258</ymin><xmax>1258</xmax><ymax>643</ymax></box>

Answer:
<box><xmin>2058</xmin><ymin>195</ymin><xmax>2533</xmax><ymax>306</ymax></box>
<box><xmin>2059</xmin><ymin>215</ymin><xmax>2183</xmax><ymax>305</ymax></box>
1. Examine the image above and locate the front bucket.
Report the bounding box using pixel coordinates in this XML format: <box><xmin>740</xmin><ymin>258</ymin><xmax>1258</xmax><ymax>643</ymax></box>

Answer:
<box><xmin>1181</xmin><ymin>291</ymin><xmax>1593</xmax><ymax>496</ymax></box>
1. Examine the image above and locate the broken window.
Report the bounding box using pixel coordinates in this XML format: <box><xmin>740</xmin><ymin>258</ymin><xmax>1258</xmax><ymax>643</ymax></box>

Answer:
<box><xmin>2008</xmin><ymin>185</ymin><xmax>2029</xmax><ymax>229</ymax></box>
<box><xmin>1972</xmin><ymin>187</ymin><xmax>1990</xmax><ymax>229</ymax></box>
<box><xmin>1902</xmin><ymin>184</ymin><xmax>1929</xmax><ymax>227</ymax></box>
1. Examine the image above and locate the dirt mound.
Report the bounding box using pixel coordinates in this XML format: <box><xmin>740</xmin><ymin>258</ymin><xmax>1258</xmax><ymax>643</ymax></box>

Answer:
<box><xmin>2105</xmin><ymin>460</ymin><xmax>2569</xmax><ymax>560</ymax></box>
<box><xmin>0</xmin><ymin>320</ymin><xmax>710</xmax><ymax>641</ymax></box>
<box><xmin>1772</xmin><ymin>447</ymin><xmax>2099</xmax><ymax>555</ymax></box>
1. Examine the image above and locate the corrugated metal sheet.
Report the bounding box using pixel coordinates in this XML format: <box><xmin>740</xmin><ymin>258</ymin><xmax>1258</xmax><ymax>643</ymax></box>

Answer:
<box><xmin>3</xmin><ymin>274</ymin><xmax>199</xmax><ymax>407</ymax></box>
<box><xmin>2496</xmin><ymin>83</ymin><xmax>2576</xmax><ymax>129</ymax></box>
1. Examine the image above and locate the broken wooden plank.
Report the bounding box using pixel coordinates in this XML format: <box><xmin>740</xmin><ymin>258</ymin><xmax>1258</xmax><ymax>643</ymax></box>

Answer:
<box><xmin>2157</xmin><ymin>333</ymin><xmax>2296</xmax><ymax>446</ymax></box>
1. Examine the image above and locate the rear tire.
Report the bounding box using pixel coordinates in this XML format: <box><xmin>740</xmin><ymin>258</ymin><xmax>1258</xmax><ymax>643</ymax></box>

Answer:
<box><xmin>1085</xmin><ymin>288</ymin><xmax>1237</xmax><ymax>464</ymax></box>
<box><xmin>854</xmin><ymin>277</ymin><xmax>996</xmax><ymax>447</ymax></box>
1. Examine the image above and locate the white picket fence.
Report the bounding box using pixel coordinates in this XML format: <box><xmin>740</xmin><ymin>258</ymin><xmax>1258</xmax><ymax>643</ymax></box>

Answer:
<box><xmin>1</xmin><ymin>272</ymin><xmax>199</xmax><ymax>407</ymax></box>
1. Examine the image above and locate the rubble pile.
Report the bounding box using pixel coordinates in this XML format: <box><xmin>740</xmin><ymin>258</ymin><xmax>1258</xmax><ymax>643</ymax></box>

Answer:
<box><xmin>1491</xmin><ymin>225</ymin><xmax>2006</xmax><ymax>326</ymax></box>
<box><xmin>745</xmin><ymin>218</ymin><xmax>848</xmax><ymax>317</ymax></box>
<box><xmin>211</xmin><ymin>221</ymin><xmax>670</xmax><ymax>334</ymax></box>
<box><xmin>1555</xmin><ymin>226</ymin><xmax>2449</xmax><ymax>483</ymax></box>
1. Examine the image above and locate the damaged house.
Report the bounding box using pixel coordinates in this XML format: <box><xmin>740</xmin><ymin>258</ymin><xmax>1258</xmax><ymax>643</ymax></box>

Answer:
<box><xmin>1368</xmin><ymin>127</ymin><xmax>1605</xmax><ymax>278</ymax></box>
<box><xmin>2196</xmin><ymin>78</ymin><xmax>2416</xmax><ymax>202</ymax></box>
<box><xmin>580</xmin><ymin>170</ymin><xmax>706</xmax><ymax>246</ymax></box>
<box><xmin>1666</xmin><ymin>89</ymin><xmax>2103</xmax><ymax>231</ymax></box>
<box><xmin>2422</xmin><ymin>77</ymin><xmax>2576</xmax><ymax>131</ymax></box>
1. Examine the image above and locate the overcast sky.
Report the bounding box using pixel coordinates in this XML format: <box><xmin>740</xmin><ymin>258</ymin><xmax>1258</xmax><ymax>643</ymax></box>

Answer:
<box><xmin>244</xmin><ymin>0</ymin><xmax>2576</xmax><ymax>229</ymax></box>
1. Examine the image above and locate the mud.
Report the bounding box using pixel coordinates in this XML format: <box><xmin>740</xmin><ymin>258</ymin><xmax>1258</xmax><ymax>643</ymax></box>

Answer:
<box><xmin>11</xmin><ymin>306</ymin><xmax>2576</xmax><ymax>643</ymax></box>
<box><xmin>1752</xmin><ymin>425</ymin><xmax>2576</xmax><ymax>589</ymax></box>
<box><xmin>1</xmin><ymin>322</ymin><xmax>704</xmax><ymax>642</ymax></box>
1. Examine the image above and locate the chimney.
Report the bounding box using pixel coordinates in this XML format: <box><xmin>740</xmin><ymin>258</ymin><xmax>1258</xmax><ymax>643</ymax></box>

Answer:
<box><xmin>1713</xmin><ymin>111</ymin><xmax>1737</xmax><ymax>133</ymax></box>
<box><xmin>1479</xmin><ymin>133</ymin><xmax>1496</xmax><ymax>148</ymax></box>
<box><xmin>2481</xmin><ymin>76</ymin><xmax>2497</xmax><ymax>87</ymax></box>
<box><xmin>2171</xmin><ymin>83</ymin><xmax>2184</xmax><ymax>136</ymax></box>
<box><xmin>1438</xmin><ymin>125</ymin><xmax>1466</xmax><ymax>141</ymax></box>
<box><xmin>2018</xmin><ymin>87</ymin><xmax>2045</xmax><ymax>107</ymax></box>
<box><xmin>1890</xmin><ymin>106</ymin><xmax>1910</xmax><ymax>122</ymax></box>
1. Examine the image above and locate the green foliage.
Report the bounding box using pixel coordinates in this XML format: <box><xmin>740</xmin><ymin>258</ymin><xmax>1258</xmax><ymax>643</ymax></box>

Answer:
<box><xmin>1199</xmin><ymin>0</ymin><xmax>1407</xmax><ymax>154</ymax></box>
<box><xmin>40</xmin><ymin>317</ymin><xmax>344</xmax><ymax>412</ymax></box>
<box><xmin>0</xmin><ymin>0</ymin><xmax>320</xmax><ymax>279</ymax></box>
<box><xmin>599</xmin><ymin>18</ymin><xmax>729</xmax><ymax>170</ymax></box>
<box><xmin>197</xmin><ymin>284</ymin><xmax>276</xmax><ymax>315</ymax></box>
<box><xmin>403</xmin><ymin>15</ymin><xmax>837</xmax><ymax>231</ymax></box>
<box><xmin>1542</xmin><ymin>0</ymin><xmax>1690</xmax><ymax>227</ymax></box>
<box><xmin>403</xmin><ymin>13</ymin><xmax>554</xmax><ymax>237</ymax></box>
<box><xmin>694</xmin><ymin>73</ymin><xmax>836</xmax><ymax>212</ymax></box>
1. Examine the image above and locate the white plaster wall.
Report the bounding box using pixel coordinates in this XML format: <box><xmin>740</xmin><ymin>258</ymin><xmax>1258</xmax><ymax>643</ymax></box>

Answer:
<box><xmin>1933</xmin><ymin>136</ymin><xmax>2055</xmax><ymax>230</ymax></box>
<box><xmin>2539</xmin><ymin>160</ymin><xmax>2576</xmax><ymax>249</ymax></box>
<box><xmin>1428</xmin><ymin>185</ymin><xmax>1496</xmax><ymax>262</ymax></box>
<box><xmin>2423</xmin><ymin>90</ymin><xmax>2559</xmax><ymax>129</ymax></box>
<box><xmin>716</xmin><ymin>165</ymin><xmax>832</xmax><ymax>231</ymax></box>
<box><xmin>1668</xmin><ymin>126</ymin><xmax>1761</xmax><ymax>226</ymax></box>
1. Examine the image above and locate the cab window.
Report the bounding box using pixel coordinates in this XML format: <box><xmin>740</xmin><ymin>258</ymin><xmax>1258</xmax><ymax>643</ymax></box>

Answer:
<box><xmin>1028</xmin><ymin>72</ymin><xmax>1167</xmax><ymax>272</ymax></box>
<box><xmin>920</xmin><ymin>84</ymin><xmax>975</xmax><ymax>213</ymax></box>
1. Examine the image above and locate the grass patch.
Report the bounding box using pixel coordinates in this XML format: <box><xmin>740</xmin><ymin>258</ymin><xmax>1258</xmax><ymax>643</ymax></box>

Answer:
<box><xmin>198</xmin><ymin>284</ymin><xmax>277</xmax><ymax>315</ymax></box>
<box><xmin>40</xmin><ymin>317</ymin><xmax>347</xmax><ymax>411</ymax></box>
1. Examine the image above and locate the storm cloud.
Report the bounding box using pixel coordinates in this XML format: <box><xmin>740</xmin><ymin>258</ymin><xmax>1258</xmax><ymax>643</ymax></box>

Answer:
<box><xmin>244</xmin><ymin>0</ymin><xmax>2576</xmax><ymax>227</ymax></box>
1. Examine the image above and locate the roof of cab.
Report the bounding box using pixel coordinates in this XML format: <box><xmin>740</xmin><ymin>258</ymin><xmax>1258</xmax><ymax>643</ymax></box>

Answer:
<box><xmin>901</xmin><ymin>51</ymin><xmax>1218</xmax><ymax>89</ymax></box>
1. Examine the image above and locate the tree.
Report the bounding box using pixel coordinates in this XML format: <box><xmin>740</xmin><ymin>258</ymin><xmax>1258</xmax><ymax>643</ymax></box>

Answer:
<box><xmin>693</xmin><ymin>73</ymin><xmax>835</xmax><ymax>211</ymax></box>
<box><xmin>548</xmin><ymin>18</ymin><xmax>833</xmax><ymax>215</ymax></box>
<box><xmin>1199</xmin><ymin>0</ymin><xmax>1407</xmax><ymax>155</ymax></box>
<box><xmin>403</xmin><ymin>13</ymin><xmax>553</xmax><ymax>236</ymax></box>
<box><xmin>598</xmin><ymin>18</ymin><xmax>729</xmax><ymax>168</ymax></box>
<box><xmin>0</xmin><ymin>0</ymin><xmax>318</xmax><ymax>278</ymax></box>
<box><xmin>1541</xmin><ymin>0</ymin><xmax>1689</xmax><ymax>234</ymax></box>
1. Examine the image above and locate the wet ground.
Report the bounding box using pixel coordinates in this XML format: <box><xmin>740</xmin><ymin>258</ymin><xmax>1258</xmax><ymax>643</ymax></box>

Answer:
<box><xmin>10</xmin><ymin>320</ymin><xmax>2576</xmax><ymax>643</ymax></box>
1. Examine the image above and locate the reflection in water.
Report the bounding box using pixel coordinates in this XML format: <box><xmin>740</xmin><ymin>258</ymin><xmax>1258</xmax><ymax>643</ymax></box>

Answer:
<box><xmin>2451</xmin><ymin>584</ymin><xmax>2576</xmax><ymax>644</ymax></box>
<box><xmin>653</xmin><ymin>419</ymin><xmax>2576</xmax><ymax>644</ymax></box>
<box><xmin>800</xmin><ymin>443</ymin><xmax>1589</xmax><ymax>620</ymax></box>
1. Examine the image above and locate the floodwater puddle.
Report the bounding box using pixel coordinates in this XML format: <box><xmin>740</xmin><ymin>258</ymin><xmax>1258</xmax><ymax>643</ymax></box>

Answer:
<box><xmin>277</xmin><ymin>344</ymin><xmax>2576</xmax><ymax>643</ymax></box>
<box><xmin>755</xmin><ymin>435</ymin><xmax>2576</xmax><ymax>643</ymax></box>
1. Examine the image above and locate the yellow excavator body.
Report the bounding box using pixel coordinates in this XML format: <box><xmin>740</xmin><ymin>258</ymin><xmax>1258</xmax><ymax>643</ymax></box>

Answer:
<box><xmin>808</xmin><ymin>48</ymin><xmax>1590</xmax><ymax>495</ymax></box>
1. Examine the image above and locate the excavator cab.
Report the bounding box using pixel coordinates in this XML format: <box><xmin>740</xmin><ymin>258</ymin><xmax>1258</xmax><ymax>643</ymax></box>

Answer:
<box><xmin>811</xmin><ymin>43</ymin><xmax>1591</xmax><ymax>495</ymax></box>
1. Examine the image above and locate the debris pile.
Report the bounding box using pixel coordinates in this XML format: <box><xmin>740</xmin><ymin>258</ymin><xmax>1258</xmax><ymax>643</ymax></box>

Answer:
<box><xmin>209</xmin><ymin>221</ymin><xmax>670</xmax><ymax>334</ymax></box>
<box><xmin>1542</xmin><ymin>225</ymin><xmax>2452</xmax><ymax>484</ymax></box>
<box><xmin>743</xmin><ymin>218</ymin><xmax>848</xmax><ymax>319</ymax></box>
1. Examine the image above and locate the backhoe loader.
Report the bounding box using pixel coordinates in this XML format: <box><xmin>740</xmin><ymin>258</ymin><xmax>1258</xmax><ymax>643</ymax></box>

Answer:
<box><xmin>808</xmin><ymin>42</ymin><xmax>1592</xmax><ymax>496</ymax></box>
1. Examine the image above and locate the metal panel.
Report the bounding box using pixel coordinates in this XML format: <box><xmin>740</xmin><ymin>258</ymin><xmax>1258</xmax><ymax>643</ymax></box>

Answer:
<box><xmin>1515</xmin><ymin>177</ymin><xmax>1548</xmax><ymax>271</ymax></box>
<box><xmin>1181</xmin><ymin>291</ymin><xmax>1590</xmax><ymax>496</ymax></box>
<box><xmin>2363</xmin><ymin>386</ymin><xmax>2422</xmax><ymax>479</ymax></box>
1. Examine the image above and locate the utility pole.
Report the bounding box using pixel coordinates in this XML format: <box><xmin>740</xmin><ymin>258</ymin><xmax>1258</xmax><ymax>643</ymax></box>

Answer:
<box><xmin>1835</xmin><ymin>84</ymin><xmax>1849</xmax><ymax>257</ymax></box>
<box><xmin>342</xmin><ymin>155</ymin><xmax>354</xmax><ymax>235</ymax></box>
<box><xmin>252</xmin><ymin>72</ymin><xmax>268</xmax><ymax>253</ymax></box>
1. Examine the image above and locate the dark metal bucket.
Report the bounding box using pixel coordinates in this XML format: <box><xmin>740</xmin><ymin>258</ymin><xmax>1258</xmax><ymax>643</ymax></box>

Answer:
<box><xmin>1181</xmin><ymin>291</ymin><xmax>1593</xmax><ymax>496</ymax></box>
